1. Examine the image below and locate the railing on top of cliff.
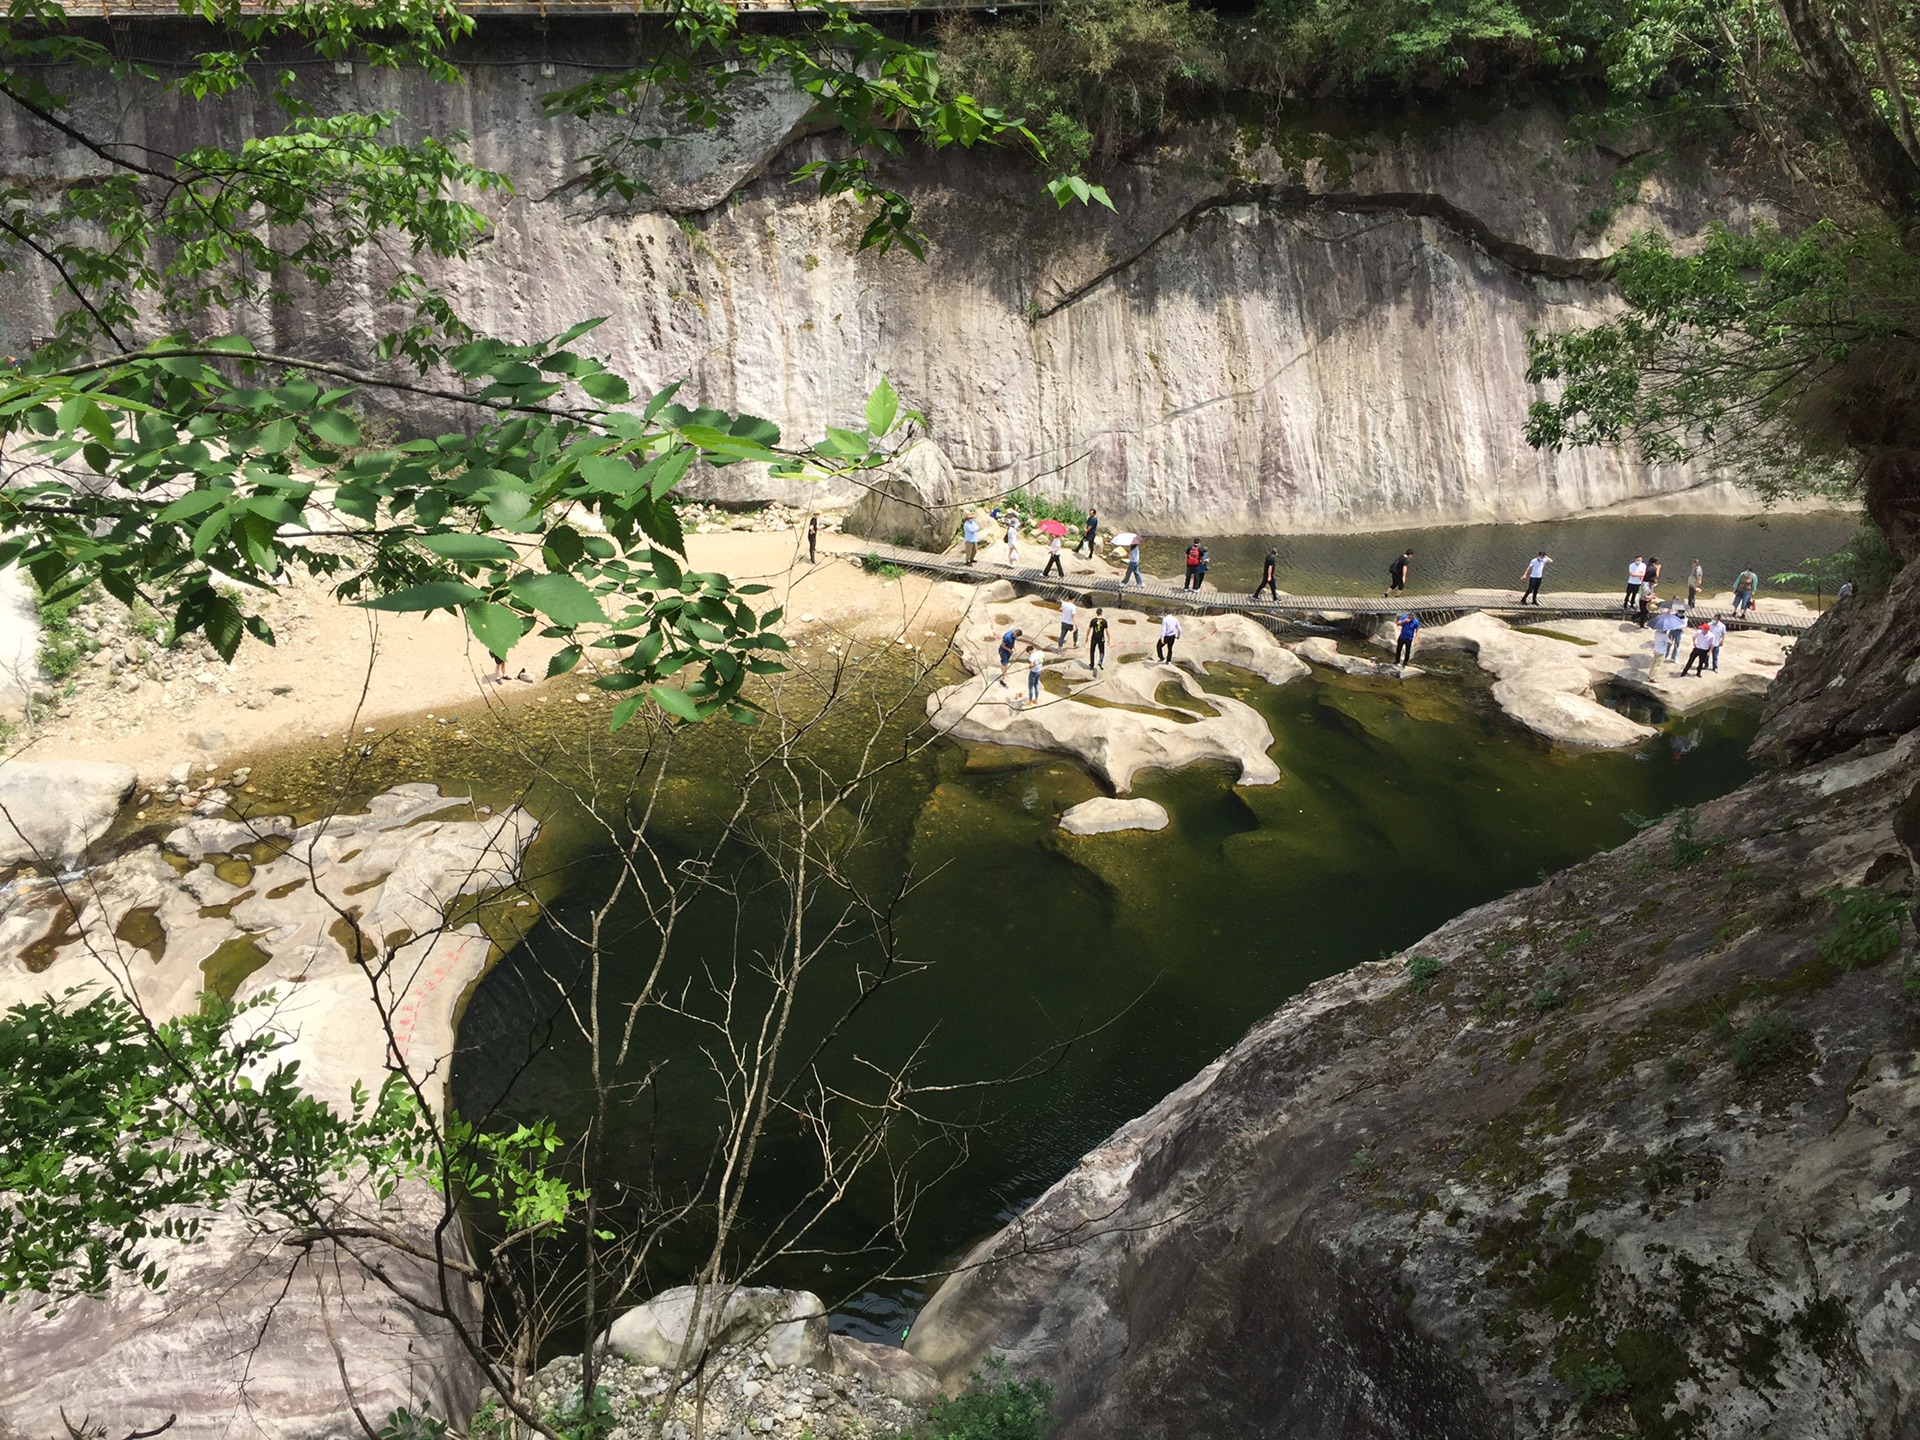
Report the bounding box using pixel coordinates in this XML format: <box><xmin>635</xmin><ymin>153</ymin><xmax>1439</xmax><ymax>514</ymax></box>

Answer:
<box><xmin>52</xmin><ymin>0</ymin><xmax>1035</xmax><ymax>14</ymax></box>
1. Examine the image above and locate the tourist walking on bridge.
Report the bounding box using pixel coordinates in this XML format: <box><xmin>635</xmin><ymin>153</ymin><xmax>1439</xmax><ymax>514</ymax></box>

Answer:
<box><xmin>1394</xmin><ymin>613</ymin><xmax>1421</xmax><ymax>667</ymax></box>
<box><xmin>1386</xmin><ymin>550</ymin><xmax>1413</xmax><ymax>598</ymax></box>
<box><xmin>1087</xmin><ymin>609</ymin><xmax>1109</xmax><ymax>673</ymax></box>
<box><xmin>962</xmin><ymin>514</ymin><xmax>980</xmax><ymax>565</ymax></box>
<box><xmin>1075</xmin><ymin>508</ymin><xmax>1099</xmax><ymax>558</ymax></box>
<box><xmin>1733</xmin><ymin>566</ymin><xmax>1759</xmax><ymax>613</ymax></box>
<box><xmin>1122</xmin><ymin>539</ymin><xmax>1143</xmax><ymax>586</ymax></box>
<box><xmin>1194</xmin><ymin>545</ymin><xmax>1211</xmax><ymax>590</ymax></box>
<box><xmin>1042</xmin><ymin>532</ymin><xmax>1065</xmax><ymax>578</ymax></box>
<box><xmin>1183</xmin><ymin>541</ymin><xmax>1203</xmax><ymax>590</ymax></box>
<box><xmin>1254</xmin><ymin>548</ymin><xmax>1280</xmax><ymax>601</ymax></box>
<box><xmin>1624</xmin><ymin>555</ymin><xmax>1648</xmax><ymax>611</ymax></box>
<box><xmin>1521</xmin><ymin>551</ymin><xmax>1552</xmax><ymax>605</ymax></box>
<box><xmin>1156</xmin><ymin>613</ymin><xmax>1183</xmax><ymax>662</ymax></box>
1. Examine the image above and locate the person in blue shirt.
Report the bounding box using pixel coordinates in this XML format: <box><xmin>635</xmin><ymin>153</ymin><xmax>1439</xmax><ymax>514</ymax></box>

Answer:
<box><xmin>1394</xmin><ymin>612</ymin><xmax>1420</xmax><ymax>666</ymax></box>
<box><xmin>997</xmin><ymin>627</ymin><xmax>1024</xmax><ymax>686</ymax></box>
<box><xmin>962</xmin><ymin>514</ymin><xmax>980</xmax><ymax>565</ymax></box>
<box><xmin>1193</xmin><ymin>545</ymin><xmax>1211</xmax><ymax>590</ymax></box>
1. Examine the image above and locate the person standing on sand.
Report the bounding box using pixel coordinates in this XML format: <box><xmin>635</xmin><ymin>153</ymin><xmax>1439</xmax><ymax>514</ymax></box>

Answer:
<box><xmin>962</xmin><ymin>514</ymin><xmax>980</xmax><ymax>565</ymax></box>
<box><xmin>1624</xmin><ymin>555</ymin><xmax>1647</xmax><ymax>610</ymax></box>
<box><xmin>1394</xmin><ymin>612</ymin><xmax>1420</xmax><ymax>667</ymax></box>
<box><xmin>1521</xmin><ymin>551</ymin><xmax>1552</xmax><ymax>605</ymax></box>
<box><xmin>1156</xmin><ymin>613</ymin><xmax>1183</xmax><ymax>662</ymax></box>
<box><xmin>1087</xmin><ymin>609</ymin><xmax>1109</xmax><ymax>673</ymax></box>
<box><xmin>1687</xmin><ymin>559</ymin><xmax>1704</xmax><ymax>607</ymax></box>
<box><xmin>1183</xmin><ymin>540</ymin><xmax>1203</xmax><ymax>591</ymax></box>
<box><xmin>1027</xmin><ymin>646</ymin><xmax>1045</xmax><ymax>704</ymax></box>
<box><xmin>1042</xmin><ymin>532</ymin><xmax>1065</xmax><ymax>578</ymax></box>
<box><xmin>1386</xmin><ymin>550</ymin><xmax>1413</xmax><ymax>597</ymax></box>
<box><xmin>1076</xmin><ymin>508</ymin><xmax>1099</xmax><ymax>558</ymax></box>
<box><xmin>1254</xmin><ymin>548</ymin><xmax>1279</xmax><ymax>601</ymax></box>
<box><xmin>807</xmin><ymin>515</ymin><xmax>819</xmax><ymax>565</ymax></box>
<box><xmin>1058</xmin><ymin>597</ymin><xmax>1078</xmax><ymax>647</ymax></box>
<box><xmin>997</xmin><ymin>627</ymin><xmax>1023</xmax><ymax>686</ymax></box>
<box><xmin>1123</xmin><ymin>540</ymin><xmax>1144</xmax><ymax>586</ymax></box>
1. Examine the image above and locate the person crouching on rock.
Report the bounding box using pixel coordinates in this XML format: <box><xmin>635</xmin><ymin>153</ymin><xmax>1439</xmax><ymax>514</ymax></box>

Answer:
<box><xmin>997</xmin><ymin>626</ymin><xmax>1023</xmax><ymax>686</ymax></box>
<box><xmin>1156</xmin><ymin>613</ymin><xmax>1182</xmax><ymax>661</ymax></box>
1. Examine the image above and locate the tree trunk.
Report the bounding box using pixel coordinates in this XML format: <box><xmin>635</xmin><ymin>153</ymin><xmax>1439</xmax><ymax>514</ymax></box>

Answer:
<box><xmin>1775</xmin><ymin>0</ymin><xmax>1920</xmax><ymax>227</ymax></box>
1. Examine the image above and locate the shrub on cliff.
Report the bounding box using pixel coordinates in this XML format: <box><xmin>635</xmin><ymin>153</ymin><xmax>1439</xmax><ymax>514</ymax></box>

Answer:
<box><xmin>886</xmin><ymin>1359</ymin><xmax>1058</xmax><ymax>1440</ymax></box>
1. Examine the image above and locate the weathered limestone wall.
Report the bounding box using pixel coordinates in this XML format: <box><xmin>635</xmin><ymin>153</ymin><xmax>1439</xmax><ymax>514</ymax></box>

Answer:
<box><xmin>0</xmin><ymin>29</ymin><xmax>1772</xmax><ymax>531</ymax></box>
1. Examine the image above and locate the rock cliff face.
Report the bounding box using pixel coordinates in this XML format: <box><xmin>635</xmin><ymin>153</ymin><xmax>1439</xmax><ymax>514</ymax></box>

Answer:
<box><xmin>906</xmin><ymin>580</ymin><xmax>1920</xmax><ymax>1438</ymax></box>
<box><xmin>0</xmin><ymin>27</ymin><xmax>1770</xmax><ymax>531</ymax></box>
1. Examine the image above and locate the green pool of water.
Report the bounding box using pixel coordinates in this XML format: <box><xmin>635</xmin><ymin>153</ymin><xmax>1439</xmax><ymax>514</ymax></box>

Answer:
<box><xmin>446</xmin><ymin>654</ymin><xmax>1762</xmax><ymax>1344</ymax></box>
<box><xmin>1140</xmin><ymin>513</ymin><xmax>1856</xmax><ymax>598</ymax></box>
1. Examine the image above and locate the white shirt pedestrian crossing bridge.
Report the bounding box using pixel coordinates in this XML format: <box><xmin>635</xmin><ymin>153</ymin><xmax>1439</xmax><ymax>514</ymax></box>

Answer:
<box><xmin>854</xmin><ymin>540</ymin><xmax>1821</xmax><ymax>633</ymax></box>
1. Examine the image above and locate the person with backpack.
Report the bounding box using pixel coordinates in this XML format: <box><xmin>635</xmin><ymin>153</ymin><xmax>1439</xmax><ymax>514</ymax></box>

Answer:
<box><xmin>1253</xmin><ymin>548</ymin><xmax>1280</xmax><ymax>601</ymax></box>
<box><xmin>1183</xmin><ymin>540</ymin><xmax>1203</xmax><ymax>590</ymax></box>
<box><xmin>1075</xmin><ymin>507</ymin><xmax>1099</xmax><ymax>558</ymax></box>
<box><xmin>1193</xmin><ymin>545</ymin><xmax>1211</xmax><ymax>590</ymax></box>
<box><xmin>1386</xmin><ymin>550</ymin><xmax>1413</xmax><ymax>597</ymax></box>
<box><xmin>1733</xmin><ymin>566</ymin><xmax>1759</xmax><ymax>613</ymax></box>
<box><xmin>1394</xmin><ymin>612</ymin><xmax>1420</xmax><ymax>667</ymax></box>
<box><xmin>1087</xmin><ymin>609</ymin><xmax>1110</xmax><ymax>673</ymax></box>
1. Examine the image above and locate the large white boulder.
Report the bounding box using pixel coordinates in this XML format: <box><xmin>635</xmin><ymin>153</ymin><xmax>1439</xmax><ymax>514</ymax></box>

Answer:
<box><xmin>606</xmin><ymin>1286</ymin><xmax>830</xmax><ymax>1371</ymax></box>
<box><xmin>1060</xmin><ymin>797</ymin><xmax>1171</xmax><ymax>835</ymax></box>
<box><xmin>0</xmin><ymin>758</ymin><xmax>136</xmax><ymax>866</ymax></box>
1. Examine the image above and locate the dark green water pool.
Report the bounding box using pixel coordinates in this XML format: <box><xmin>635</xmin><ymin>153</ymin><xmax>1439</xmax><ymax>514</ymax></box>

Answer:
<box><xmin>446</xmin><ymin>653</ymin><xmax>1762</xmax><ymax>1343</ymax></box>
<box><xmin>1140</xmin><ymin>513</ymin><xmax>1856</xmax><ymax>598</ymax></box>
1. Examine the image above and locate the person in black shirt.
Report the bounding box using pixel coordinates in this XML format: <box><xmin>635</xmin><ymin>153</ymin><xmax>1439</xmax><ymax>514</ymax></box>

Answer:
<box><xmin>1086</xmin><ymin>609</ymin><xmax>1109</xmax><ymax>673</ymax></box>
<box><xmin>1253</xmin><ymin>548</ymin><xmax>1279</xmax><ymax>600</ymax></box>
<box><xmin>1386</xmin><ymin>550</ymin><xmax>1413</xmax><ymax>597</ymax></box>
<box><xmin>1076</xmin><ymin>507</ymin><xmax>1099</xmax><ymax>558</ymax></box>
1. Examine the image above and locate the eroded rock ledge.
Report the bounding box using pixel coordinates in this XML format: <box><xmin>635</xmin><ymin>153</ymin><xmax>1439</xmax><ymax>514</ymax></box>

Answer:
<box><xmin>906</xmin><ymin>587</ymin><xmax>1920</xmax><ymax>1437</ymax></box>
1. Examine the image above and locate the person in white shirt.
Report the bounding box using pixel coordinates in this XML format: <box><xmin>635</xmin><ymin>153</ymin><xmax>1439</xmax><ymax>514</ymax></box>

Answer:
<box><xmin>962</xmin><ymin>514</ymin><xmax>980</xmax><ymax>565</ymax></box>
<box><xmin>1042</xmin><ymin>533</ymin><xmax>1065</xmax><ymax>578</ymax></box>
<box><xmin>1624</xmin><ymin>555</ymin><xmax>1648</xmax><ymax>611</ymax></box>
<box><xmin>1058</xmin><ymin>598</ymin><xmax>1078</xmax><ymax>647</ymax></box>
<box><xmin>1709</xmin><ymin>618</ymin><xmax>1727</xmax><ymax>671</ymax></box>
<box><xmin>1521</xmin><ymin>551</ymin><xmax>1552</xmax><ymax>605</ymax></box>
<box><xmin>1155</xmin><ymin>613</ymin><xmax>1183</xmax><ymax>662</ymax></box>
<box><xmin>1027</xmin><ymin>646</ymin><xmax>1044</xmax><ymax>703</ymax></box>
<box><xmin>1679</xmin><ymin>622</ymin><xmax>1715</xmax><ymax>676</ymax></box>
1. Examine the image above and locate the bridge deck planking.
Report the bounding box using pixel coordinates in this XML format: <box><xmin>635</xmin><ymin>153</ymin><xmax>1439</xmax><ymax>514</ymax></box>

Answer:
<box><xmin>854</xmin><ymin>540</ymin><xmax>1820</xmax><ymax>632</ymax></box>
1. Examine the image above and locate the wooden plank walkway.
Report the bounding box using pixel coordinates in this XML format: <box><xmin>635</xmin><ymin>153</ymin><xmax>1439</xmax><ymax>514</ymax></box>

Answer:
<box><xmin>856</xmin><ymin>540</ymin><xmax>1821</xmax><ymax>633</ymax></box>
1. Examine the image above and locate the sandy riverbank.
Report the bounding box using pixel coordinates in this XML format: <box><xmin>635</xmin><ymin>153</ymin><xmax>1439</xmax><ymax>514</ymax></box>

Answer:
<box><xmin>11</xmin><ymin>526</ymin><xmax>1012</xmax><ymax>783</ymax></box>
